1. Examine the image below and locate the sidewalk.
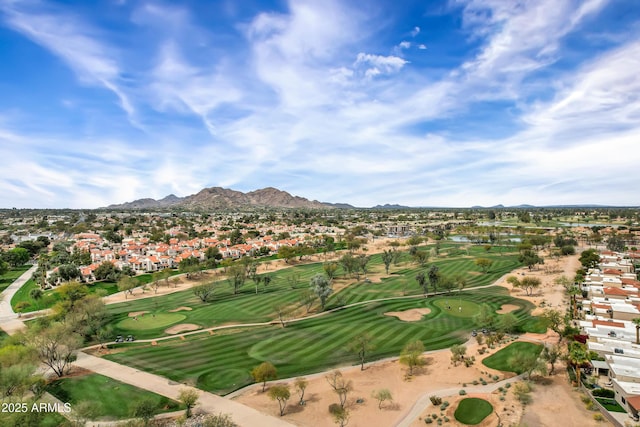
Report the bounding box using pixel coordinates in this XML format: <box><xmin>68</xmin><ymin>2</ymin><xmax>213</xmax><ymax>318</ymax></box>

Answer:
<box><xmin>0</xmin><ymin>263</ymin><xmax>37</xmax><ymax>334</ymax></box>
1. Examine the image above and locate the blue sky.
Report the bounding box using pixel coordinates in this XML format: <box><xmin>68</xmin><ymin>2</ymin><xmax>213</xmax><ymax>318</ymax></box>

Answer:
<box><xmin>1</xmin><ymin>0</ymin><xmax>639</xmax><ymax>208</ymax></box>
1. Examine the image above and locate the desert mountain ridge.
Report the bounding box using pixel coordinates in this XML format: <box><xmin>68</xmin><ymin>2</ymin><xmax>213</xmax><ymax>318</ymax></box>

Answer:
<box><xmin>106</xmin><ymin>186</ymin><xmax>354</xmax><ymax>210</ymax></box>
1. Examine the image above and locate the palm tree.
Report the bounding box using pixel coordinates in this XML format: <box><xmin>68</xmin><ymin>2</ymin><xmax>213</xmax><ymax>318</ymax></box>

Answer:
<box><xmin>633</xmin><ymin>318</ymin><xmax>640</xmax><ymax>345</ymax></box>
<box><xmin>568</xmin><ymin>342</ymin><xmax>589</xmax><ymax>387</ymax></box>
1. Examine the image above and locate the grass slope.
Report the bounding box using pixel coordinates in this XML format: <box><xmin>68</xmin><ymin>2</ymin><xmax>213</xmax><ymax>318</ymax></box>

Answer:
<box><xmin>46</xmin><ymin>373</ymin><xmax>182</xmax><ymax>420</ymax></box>
<box><xmin>0</xmin><ymin>265</ymin><xmax>30</xmax><ymax>292</ymax></box>
<box><xmin>482</xmin><ymin>342</ymin><xmax>543</xmax><ymax>373</ymax></box>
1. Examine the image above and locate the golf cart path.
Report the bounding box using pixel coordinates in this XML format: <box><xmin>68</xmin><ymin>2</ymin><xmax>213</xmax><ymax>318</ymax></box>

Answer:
<box><xmin>0</xmin><ymin>264</ymin><xmax>37</xmax><ymax>334</ymax></box>
<box><xmin>73</xmin><ymin>352</ymin><xmax>294</xmax><ymax>427</ymax></box>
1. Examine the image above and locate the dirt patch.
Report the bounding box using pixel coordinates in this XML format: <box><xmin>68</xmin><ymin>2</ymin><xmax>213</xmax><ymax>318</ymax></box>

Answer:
<box><xmin>496</xmin><ymin>304</ymin><xmax>519</xmax><ymax>314</ymax></box>
<box><xmin>168</xmin><ymin>306</ymin><xmax>193</xmax><ymax>312</ymax></box>
<box><xmin>165</xmin><ymin>323</ymin><xmax>200</xmax><ymax>334</ymax></box>
<box><xmin>128</xmin><ymin>311</ymin><xmax>149</xmax><ymax>317</ymax></box>
<box><xmin>384</xmin><ymin>308</ymin><xmax>431</xmax><ymax>321</ymax></box>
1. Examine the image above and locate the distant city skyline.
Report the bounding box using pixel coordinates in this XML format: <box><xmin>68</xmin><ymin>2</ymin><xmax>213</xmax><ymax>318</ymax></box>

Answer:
<box><xmin>1</xmin><ymin>0</ymin><xmax>639</xmax><ymax>208</ymax></box>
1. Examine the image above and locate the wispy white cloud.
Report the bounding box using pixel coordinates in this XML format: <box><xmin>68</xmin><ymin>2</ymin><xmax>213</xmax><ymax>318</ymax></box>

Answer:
<box><xmin>410</xmin><ymin>26</ymin><xmax>420</xmax><ymax>37</ymax></box>
<box><xmin>0</xmin><ymin>1</ymin><xmax>138</xmax><ymax>123</ymax></box>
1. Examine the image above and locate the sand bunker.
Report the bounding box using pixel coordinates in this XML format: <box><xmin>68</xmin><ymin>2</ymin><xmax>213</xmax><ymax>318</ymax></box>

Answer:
<box><xmin>165</xmin><ymin>323</ymin><xmax>200</xmax><ymax>334</ymax></box>
<box><xmin>496</xmin><ymin>304</ymin><xmax>519</xmax><ymax>314</ymax></box>
<box><xmin>384</xmin><ymin>308</ymin><xmax>431</xmax><ymax>321</ymax></box>
<box><xmin>128</xmin><ymin>311</ymin><xmax>149</xmax><ymax>317</ymax></box>
<box><xmin>168</xmin><ymin>306</ymin><xmax>193</xmax><ymax>312</ymax></box>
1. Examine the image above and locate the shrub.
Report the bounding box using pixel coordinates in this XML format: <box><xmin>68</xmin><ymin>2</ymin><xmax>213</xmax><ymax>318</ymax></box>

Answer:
<box><xmin>499</xmin><ymin>396</ymin><xmax>505</xmax><ymax>401</ymax></box>
<box><xmin>424</xmin><ymin>418</ymin><xmax>433</xmax><ymax>424</ymax></box>
<box><xmin>593</xmin><ymin>413</ymin><xmax>604</xmax><ymax>422</ymax></box>
<box><xmin>581</xmin><ymin>395</ymin><xmax>592</xmax><ymax>404</ymax></box>
<box><xmin>505</xmin><ymin>383</ymin><xmax>511</xmax><ymax>389</ymax></box>
<box><xmin>459</xmin><ymin>390</ymin><xmax>467</xmax><ymax>395</ymax></box>
<box><xmin>492</xmin><ymin>375</ymin><xmax>500</xmax><ymax>381</ymax></box>
<box><xmin>481</xmin><ymin>380</ymin><xmax>487</xmax><ymax>385</ymax></box>
<box><xmin>328</xmin><ymin>403</ymin><xmax>342</xmax><ymax>415</ymax></box>
<box><xmin>472</xmin><ymin>380</ymin><xmax>479</xmax><ymax>385</ymax></box>
<box><xmin>430</xmin><ymin>396</ymin><xmax>443</xmax><ymax>405</ymax></box>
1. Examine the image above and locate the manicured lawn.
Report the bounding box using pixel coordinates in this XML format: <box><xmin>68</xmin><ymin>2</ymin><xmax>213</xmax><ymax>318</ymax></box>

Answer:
<box><xmin>46</xmin><ymin>373</ymin><xmax>182</xmax><ymax>420</ymax></box>
<box><xmin>0</xmin><ymin>265</ymin><xmax>30</xmax><ymax>292</ymax></box>
<box><xmin>482</xmin><ymin>342</ymin><xmax>543</xmax><ymax>373</ymax></box>
<box><xmin>454</xmin><ymin>398</ymin><xmax>493</xmax><ymax>425</ymax></box>
<box><xmin>106</xmin><ymin>289</ymin><xmax>537</xmax><ymax>395</ymax></box>
<box><xmin>103</xmin><ymin>247</ymin><xmax>523</xmax><ymax>339</ymax></box>
<box><xmin>595</xmin><ymin>397</ymin><xmax>626</xmax><ymax>413</ymax></box>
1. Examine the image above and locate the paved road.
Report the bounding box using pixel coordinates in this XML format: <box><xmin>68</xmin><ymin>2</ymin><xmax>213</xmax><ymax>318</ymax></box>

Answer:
<box><xmin>73</xmin><ymin>352</ymin><xmax>294</xmax><ymax>427</ymax></box>
<box><xmin>0</xmin><ymin>264</ymin><xmax>37</xmax><ymax>334</ymax></box>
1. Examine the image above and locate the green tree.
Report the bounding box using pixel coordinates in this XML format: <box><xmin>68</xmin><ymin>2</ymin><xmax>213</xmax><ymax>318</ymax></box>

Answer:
<box><xmin>474</xmin><ymin>258</ymin><xmax>493</xmax><ymax>273</ymax></box>
<box><xmin>506</xmin><ymin>276</ymin><xmax>541</xmax><ymax>296</ymax></box>
<box><xmin>519</xmin><ymin>250</ymin><xmax>543</xmax><ymax>270</ymax></box>
<box><xmin>325</xmin><ymin>370</ymin><xmax>353</xmax><ymax>409</ymax></box>
<box><xmin>348</xmin><ymin>332</ymin><xmax>375</xmax><ymax>371</ymax></box>
<box><xmin>371</xmin><ymin>388</ymin><xmax>393</xmax><ymax>409</ymax></box>
<box><xmin>117</xmin><ymin>276</ymin><xmax>137</xmax><ymax>299</ymax></box>
<box><xmin>294</xmin><ymin>377</ymin><xmax>308</xmax><ymax>404</ymax></box>
<box><xmin>499</xmin><ymin>312</ymin><xmax>518</xmax><ymax>334</ymax></box>
<box><xmin>0</xmin><ymin>260</ymin><xmax>8</xmax><ymax>276</ymax></box>
<box><xmin>542</xmin><ymin>309</ymin><xmax>565</xmax><ymax>341</ymax></box>
<box><xmin>399</xmin><ymin>340</ymin><xmax>425</xmax><ymax>376</ymax></box>
<box><xmin>251</xmin><ymin>361</ymin><xmax>277</xmax><ymax>392</ymax></box>
<box><xmin>381</xmin><ymin>249</ymin><xmax>394</xmax><ymax>275</ymax></box>
<box><xmin>310</xmin><ymin>274</ymin><xmax>333</xmax><ymax>310</ymax></box>
<box><xmin>193</xmin><ymin>282</ymin><xmax>216</xmax><ymax>302</ymax></box>
<box><xmin>415</xmin><ymin>272</ymin><xmax>428</xmax><ymax>296</ymax></box>
<box><xmin>268</xmin><ymin>384</ymin><xmax>290</xmax><ymax>416</ymax></box>
<box><xmin>542</xmin><ymin>344</ymin><xmax>562</xmax><ymax>375</ymax></box>
<box><xmin>178</xmin><ymin>388</ymin><xmax>199</xmax><ymax>418</ymax></box>
<box><xmin>322</xmin><ymin>261</ymin><xmax>338</xmax><ymax>280</ymax></box>
<box><xmin>606</xmin><ymin>235</ymin><xmax>625</xmax><ymax>252</ymax></box>
<box><xmin>93</xmin><ymin>261</ymin><xmax>121</xmax><ymax>281</ymax></box>
<box><xmin>227</xmin><ymin>263</ymin><xmax>247</xmax><ymax>294</ymax></box>
<box><xmin>6</xmin><ymin>247</ymin><xmax>29</xmax><ymax>267</ymax></box>
<box><xmin>278</xmin><ymin>246</ymin><xmax>296</xmax><ymax>264</ymax></box>
<box><xmin>131</xmin><ymin>398</ymin><xmax>157</xmax><ymax>426</ymax></box>
<box><xmin>428</xmin><ymin>265</ymin><xmax>440</xmax><ymax>294</ymax></box>
<box><xmin>579</xmin><ymin>249</ymin><xmax>600</xmax><ymax>269</ymax></box>
<box><xmin>474</xmin><ymin>304</ymin><xmax>496</xmax><ymax>330</ymax></box>
<box><xmin>450</xmin><ymin>344</ymin><xmax>467</xmax><ymax>367</ymax></box>
<box><xmin>29</xmin><ymin>322</ymin><xmax>82</xmax><ymax>377</ymax></box>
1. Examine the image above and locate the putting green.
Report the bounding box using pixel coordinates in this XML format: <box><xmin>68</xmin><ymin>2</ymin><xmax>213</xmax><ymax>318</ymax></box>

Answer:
<box><xmin>432</xmin><ymin>298</ymin><xmax>481</xmax><ymax>318</ymax></box>
<box><xmin>117</xmin><ymin>313</ymin><xmax>186</xmax><ymax>331</ymax></box>
<box><xmin>454</xmin><ymin>397</ymin><xmax>493</xmax><ymax>424</ymax></box>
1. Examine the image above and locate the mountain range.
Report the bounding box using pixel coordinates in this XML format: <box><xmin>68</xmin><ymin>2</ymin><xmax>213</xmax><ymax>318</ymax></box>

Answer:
<box><xmin>106</xmin><ymin>187</ymin><xmax>353</xmax><ymax>210</ymax></box>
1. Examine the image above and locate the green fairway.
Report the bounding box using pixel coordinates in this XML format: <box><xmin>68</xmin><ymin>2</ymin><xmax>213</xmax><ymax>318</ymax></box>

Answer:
<box><xmin>102</xmin><ymin>246</ymin><xmax>522</xmax><ymax>339</ymax></box>
<box><xmin>482</xmin><ymin>342</ymin><xmax>543</xmax><ymax>373</ymax></box>
<box><xmin>117</xmin><ymin>313</ymin><xmax>187</xmax><ymax>330</ymax></box>
<box><xmin>106</xmin><ymin>289</ymin><xmax>537</xmax><ymax>395</ymax></box>
<box><xmin>454</xmin><ymin>398</ymin><xmax>493</xmax><ymax>424</ymax></box>
<box><xmin>46</xmin><ymin>373</ymin><xmax>182</xmax><ymax>420</ymax></box>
